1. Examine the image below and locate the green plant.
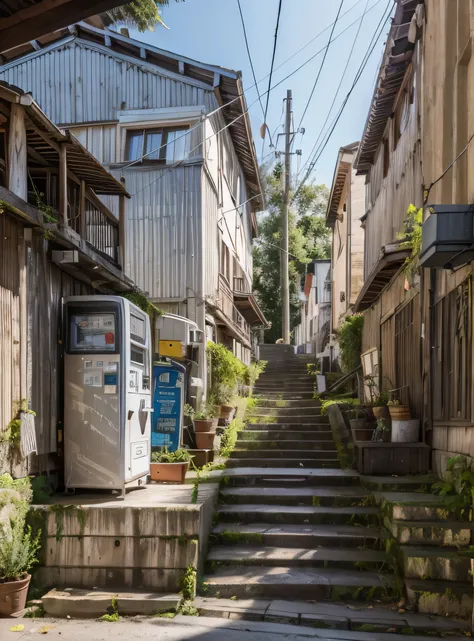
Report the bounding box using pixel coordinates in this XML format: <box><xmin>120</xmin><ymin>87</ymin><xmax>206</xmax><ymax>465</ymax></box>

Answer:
<box><xmin>0</xmin><ymin>522</ymin><xmax>41</xmax><ymax>582</ymax></box>
<box><xmin>337</xmin><ymin>314</ymin><xmax>364</xmax><ymax>373</ymax></box>
<box><xmin>181</xmin><ymin>566</ymin><xmax>197</xmax><ymax>600</ymax></box>
<box><xmin>219</xmin><ymin>418</ymin><xmax>245</xmax><ymax>458</ymax></box>
<box><xmin>207</xmin><ymin>342</ymin><xmax>245</xmax><ymax>395</ymax></box>
<box><xmin>371</xmin><ymin>391</ymin><xmax>389</xmax><ymax>407</ymax></box>
<box><xmin>372</xmin><ymin>418</ymin><xmax>390</xmax><ymax>442</ymax></box>
<box><xmin>397</xmin><ymin>204</ymin><xmax>423</xmax><ymax>279</ymax></box>
<box><xmin>431</xmin><ymin>455</ymin><xmax>474</xmax><ymax>510</ymax></box>
<box><xmin>122</xmin><ymin>291</ymin><xmax>164</xmax><ymax>320</ymax></box>
<box><xmin>195</xmin><ymin>403</ymin><xmax>219</xmax><ymax>420</ymax></box>
<box><xmin>99</xmin><ymin>595</ymin><xmax>119</xmax><ymax>622</ymax></box>
<box><xmin>1</xmin><ymin>403</ymin><xmax>36</xmax><ymax>460</ymax></box>
<box><xmin>151</xmin><ymin>448</ymin><xmax>193</xmax><ymax>463</ymax></box>
<box><xmin>243</xmin><ymin>361</ymin><xmax>267</xmax><ymax>387</ymax></box>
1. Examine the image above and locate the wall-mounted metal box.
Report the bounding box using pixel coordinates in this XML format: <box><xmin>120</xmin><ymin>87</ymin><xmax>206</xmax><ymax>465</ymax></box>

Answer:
<box><xmin>419</xmin><ymin>204</ymin><xmax>474</xmax><ymax>268</ymax></box>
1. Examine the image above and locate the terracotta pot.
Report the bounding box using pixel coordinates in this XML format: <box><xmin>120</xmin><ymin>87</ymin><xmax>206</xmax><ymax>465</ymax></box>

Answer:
<box><xmin>388</xmin><ymin>405</ymin><xmax>411</xmax><ymax>421</ymax></box>
<box><xmin>351</xmin><ymin>426</ymin><xmax>374</xmax><ymax>442</ymax></box>
<box><xmin>372</xmin><ymin>406</ymin><xmax>390</xmax><ymax>420</ymax></box>
<box><xmin>195</xmin><ymin>431</ymin><xmax>216</xmax><ymax>449</ymax></box>
<box><xmin>0</xmin><ymin>573</ymin><xmax>31</xmax><ymax>616</ymax></box>
<box><xmin>150</xmin><ymin>462</ymin><xmax>189</xmax><ymax>483</ymax></box>
<box><xmin>194</xmin><ymin>419</ymin><xmax>217</xmax><ymax>433</ymax></box>
<box><xmin>219</xmin><ymin>404</ymin><xmax>234</xmax><ymax>420</ymax></box>
<box><xmin>349</xmin><ymin>418</ymin><xmax>367</xmax><ymax>430</ymax></box>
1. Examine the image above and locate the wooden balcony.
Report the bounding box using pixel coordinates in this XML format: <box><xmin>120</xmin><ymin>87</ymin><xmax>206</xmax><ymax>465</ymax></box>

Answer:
<box><xmin>217</xmin><ymin>274</ymin><xmax>251</xmax><ymax>345</ymax></box>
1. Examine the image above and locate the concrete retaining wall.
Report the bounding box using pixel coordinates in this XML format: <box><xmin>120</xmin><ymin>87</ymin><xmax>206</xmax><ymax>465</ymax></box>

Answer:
<box><xmin>29</xmin><ymin>484</ymin><xmax>218</xmax><ymax>593</ymax></box>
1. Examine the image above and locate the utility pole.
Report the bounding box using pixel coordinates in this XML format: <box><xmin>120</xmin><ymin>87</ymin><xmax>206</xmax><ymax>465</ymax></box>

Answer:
<box><xmin>282</xmin><ymin>89</ymin><xmax>292</xmax><ymax>344</ymax></box>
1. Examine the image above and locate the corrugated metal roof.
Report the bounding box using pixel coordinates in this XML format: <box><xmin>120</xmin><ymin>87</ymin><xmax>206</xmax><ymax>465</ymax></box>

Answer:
<box><xmin>354</xmin><ymin>0</ymin><xmax>422</xmax><ymax>174</ymax></box>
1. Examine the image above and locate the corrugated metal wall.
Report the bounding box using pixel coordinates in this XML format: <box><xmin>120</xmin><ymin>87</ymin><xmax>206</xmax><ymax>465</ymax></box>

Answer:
<box><xmin>111</xmin><ymin>165</ymin><xmax>202</xmax><ymax>300</ymax></box>
<box><xmin>203</xmin><ymin>174</ymin><xmax>219</xmax><ymax>299</ymax></box>
<box><xmin>0</xmin><ymin>42</ymin><xmax>214</xmax><ymax>124</ymax></box>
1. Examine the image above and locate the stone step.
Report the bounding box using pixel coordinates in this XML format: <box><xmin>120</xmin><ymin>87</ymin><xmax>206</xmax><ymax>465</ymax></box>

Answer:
<box><xmin>254</xmin><ymin>399</ymin><xmax>322</xmax><ymax>408</ymax></box>
<box><xmin>401</xmin><ymin>545</ymin><xmax>474</xmax><ymax>582</ymax></box>
<box><xmin>207</xmin><ymin>545</ymin><xmax>386</xmax><ymax>570</ymax></box>
<box><xmin>219</xmin><ymin>486</ymin><xmax>369</xmax><ymax>507</ymax></box>
<box><xmin>187</xmin><ymin>466</ymin><xmax>359</xmax><ymax>487</ymax></box>
<box><xmin>361</xmin><ymin>475</ymin><xmax>434</xmax><ymax>492</ymax></box>
<box><xmin>245</xmin><ymin>421</ymin><xmax>330</xmax><ymax>430</ymax></box>
<box><xmin>390</xmin><ymin>519</ymin><xmax>474</xmax><ymax>546</ymax></box>
<box><xmin>239</xmin><ymin>430</ymin><xmax>333</xmax><ymax>441</ymax></box>
<box><xmin>249</xmin><ymin>407</ymin><xmax>322</xmax><ymax>417</ymax></box>
<box><xmin>225</xmin><ymin>457</ymin><xmax>341</xmax><ymax>469</ymax></box>
<box><xmin>201</xmin><ymin>566</ymin><xmax>394</xmax><ymax>600</ymax></box>
<box><xmin>217</xmin><ymin>504</ymin><xmax>379</xmax><ymax>526</ymax></box>
<box><xmin>212</xmin><ymin>523</ymin><xmax>382</xmax><ymax>548</ymax></box>
<box><xmin>258</xmin><ymin>375</ymin><xmax>313</xmax><ymax>382</ymax></box>
<box><xmin>248</xmin><ymin>415</ymin><xmax>328</xmax><ymax>424</ymax></box>
<box><xmin>405</xmin><ymin>578</ymin><xmax>473</xmax><ymax>620</ymax></box>
<box><xmin>254</xmin><ymin>391</ymin><xmax>315</xmax><ymax>400</ymax></box>
<box><xmin>236</xmin><ymin>439</ymin><xmax>336</xmax><ymax>451</ymax></box>
<box><xmin>193</xmin><ymin>596</ymin><xmax>471</xmax><ymax>635</ymax></box>
<box><xmin>42</xmin><ymin>588</ymin><xmax>181</xmax><ymax>618</ymax></box>
<box><xmin>230</xmin><ymin>449</ymin><xmax>337</xmax><ymax>460</ymax></box>
<box><xmin>254</xmin><ymin>384</ymin><xmax>315</xmax><ymax>391</ymax></box>
<box><xmin>378</xmin><ymin>492</ymin><xmax>469</xmax><ymax>522</ymax></box>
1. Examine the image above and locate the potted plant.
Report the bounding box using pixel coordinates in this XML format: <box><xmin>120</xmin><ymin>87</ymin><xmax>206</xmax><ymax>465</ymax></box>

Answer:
<box><xmin>150</xmin><ymin>448</ymin><xmax>193</xmax><ymax>483</ymax></box>
<box><xmin>372</xmin><ymin>417</ymin><xmax>391</xmax><ymax>443</ymax></box>
<box><xmin>371</xmin><ymin>391</ymin><xmax>390</xmax><ymax>420</ymax></box>
<box><xmin>0</xmin><ymin>522</ymin><xmax>41</xmax><ymax>616</ymax></box>
<box><xmin>213</xmin><ymin>385</ymin><xmax>235</xmax><ymax>421</ymax></box>
<box><xmin>348</xmin><ymin>408</ymin><xmax>373</xmax><ymax>442</ymax></box>
<box><xmin>184</xmin><ymin>403</ymin><xmax>219</xmax><ymax>432</ymax></box>
<box><xmin>388</xmin><ymin>398</ymin><xmax>411</xmax><ymax>421</ymax></box>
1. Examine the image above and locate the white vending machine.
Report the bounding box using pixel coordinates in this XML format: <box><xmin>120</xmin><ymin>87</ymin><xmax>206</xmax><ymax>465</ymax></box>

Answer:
<box><xmin>64</xmin><ymin>296</ymin><xmax>152</xmax><ymax>494</ymax></box>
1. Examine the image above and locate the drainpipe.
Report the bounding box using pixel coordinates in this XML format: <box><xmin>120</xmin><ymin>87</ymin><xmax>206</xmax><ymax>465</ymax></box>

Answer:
<box><xmin>428</xmin><ymin>267</ymin><xmax>436</xmax><ymax>447</ymax></box>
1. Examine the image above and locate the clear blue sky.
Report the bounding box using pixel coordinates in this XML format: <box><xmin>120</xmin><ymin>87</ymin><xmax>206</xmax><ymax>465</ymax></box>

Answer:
<box><xmin>130</xmin><ymin>0</ymin><xmax>392</xmax><ymax>188</ymax></box>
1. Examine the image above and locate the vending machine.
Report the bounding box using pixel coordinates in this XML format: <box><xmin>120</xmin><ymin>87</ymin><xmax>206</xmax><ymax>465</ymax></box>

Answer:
<box><xmin>64</xmin><ymin>296</ymin><xmax>152</xmax><ymax>494</ymax></box>
<box><xmin>152</xmin><ymin>360</ymin><xmax>186</xmax><ymax>452</ymax></box>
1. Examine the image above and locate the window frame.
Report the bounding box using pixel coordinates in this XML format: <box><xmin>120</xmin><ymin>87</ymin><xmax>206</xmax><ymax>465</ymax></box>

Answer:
<box><xmin>124</xmin><ymin>125</ymin><xmax>189</xmax><ymax>165</ymax></box>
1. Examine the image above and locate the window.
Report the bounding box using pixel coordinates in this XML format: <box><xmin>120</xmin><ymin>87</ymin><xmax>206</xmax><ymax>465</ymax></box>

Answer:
<box><xmin>69</xmin><ymin>313</ymin><xmax>116</xmax><ymax>352</ymax></box>
<box><xmin>125</xmin><ymin>127</ymin><xmax>188</xmax><ymax>164</ymax></box>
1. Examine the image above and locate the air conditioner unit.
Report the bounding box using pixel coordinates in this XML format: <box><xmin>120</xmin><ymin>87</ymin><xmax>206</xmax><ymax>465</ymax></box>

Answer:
<box><xmin>419</xmin><ymin>204</ymin><xmax>474</xmax><ymax>268</ymax></box>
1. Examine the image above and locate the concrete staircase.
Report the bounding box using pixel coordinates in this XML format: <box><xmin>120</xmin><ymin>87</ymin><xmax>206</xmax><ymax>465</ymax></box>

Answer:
<box><xmin>201</xmin><ymin>347</ymin><xmax>472</xmax><ymax>636</ymax></box>
<box><xmin>204</xmin><ymin>351</ymin><xmax>393</xmax><ymax>601</ymax></box>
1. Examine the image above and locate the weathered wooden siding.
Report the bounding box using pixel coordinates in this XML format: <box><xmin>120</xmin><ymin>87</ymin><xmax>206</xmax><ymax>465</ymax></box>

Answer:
<box><xmin>364</xmin><ymin>48</ymin><xmax>423</xmax><ymax>276</ymax></box>
<box><xmin>203</xmin><ymin>173</ymin><xmax>219</xmax><ymax>299</ymax></box>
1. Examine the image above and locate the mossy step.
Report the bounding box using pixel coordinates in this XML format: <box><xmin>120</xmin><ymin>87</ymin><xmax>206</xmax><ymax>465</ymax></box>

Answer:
<box><xmin>236</xmin><ymin>439</ymin><xmax>336</xmax><ymax>450</ymax></box>
<box><xmin>253</xmin><ymin>392</ymin><xmax>315</xmax><ymax>400</ymax></box>
<box><xmin>405</xmin><ymin>578</ymin><xmax>473</xmax><ymax>620</ymax></box>
<box><xmin>390</xmin><ymin>519</ymin><xmax>474</xmax><ymax>546</ymax></box>
<box><xmin>245</xmin><ymin>422</ymin><xmax>330</xmax><ymax>431</ymax></box>
<box><xmin>248</xmin><ymin>408</ymin><xmax>322</xmax><ymax>417</ymax></box>
<box><xmin>226</xmin><ymin>458</ymin><xmax>341</xmax><ymax>469</ymax></box>
<box><xmin>186</xmin><ymin>466</ymin><xmax>359</xmax><ymax>487</ymax></box>
<box><xmin>247</xmin><ymin>415</ymin><xmax>325</xmax><ymax>424</ymax></box>
<box><xmin>401</xmin><ymin>545</ymin><xmax>474</xmax><ymax>582</ymax></box>
<box><xmin>201</xmin><ymin>566</ymin><xmax>394</xmax><ymax>600</ymax></box>
<box><xmin>230</xmin><ymin>448</ymin><xmax>337</xmax><ymax>460</ymax></box>
<box><xmin>239</xmin><ymin>431</ymin><xmax>333</xmax><ymax>442</ymax></box>
<box><xmin>254</xmin><ymin>399</ymin><xmax>322</xmax><ymax>408</ymax></box>
<box><xmin>217</xmin><ymin>504</ymin><xmax>379</xmax><ymax>526</ymax></box>
<box><xmin>219</xmin><ymin>486</ymin><xmax>369</xmax><ymax>507</ymax></box>
<box><xmin>212</xmin><ymin>522</ymin><xmax>382</xmax><ymax>548</ymax></box>
<box><xmin>361</xmin><ymin>475</ymin><xmax>434</xmax><ymax>492</ymax></box>
<box><xmin>378</xmin><ymin>492</ymin><xmax>470</xmax><ymax>522</ymax></box>
<box><xmin>207</xmin><ymin>545</ymin><xmax>386</xmax><ymax>570</ymax></box>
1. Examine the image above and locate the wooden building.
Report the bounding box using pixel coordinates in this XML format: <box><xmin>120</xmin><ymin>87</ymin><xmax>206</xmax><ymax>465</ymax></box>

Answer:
<box><xmin>326</xmin><ymin>142</ymin><xmax>365</xmax><ymax>333</ymax></box>
<box><xmin>0</xmin><ymin>22</ymin><xmax>267</xmax><ymax>388</ymax></box>
<box><xmin>352</xmin><ymin>1</ymin><xmax>424</xmax><ymax>415</ymax></box>
<box><xmin>0</xmin><ymin>80</ymin><xmax>131</xmax><ymax>476</ymax></box>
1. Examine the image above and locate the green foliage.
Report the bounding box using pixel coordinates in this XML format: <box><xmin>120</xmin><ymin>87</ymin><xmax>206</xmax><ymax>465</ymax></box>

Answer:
<box><xmin>178</xmin><ymin>601</ymin><xmax>199</xmax><ymax>616</ymax></box>
<box><xmin>122</xmin><ymin>291</ymin><xmax>164</xmax><ymax>320</ymax></box>
<box><xmin>99</xmin><ymin>596</ymin><xmax>119</xmax><ymax>622</ymax></box>
<box><xmin>185</xmin><ymin>402</ymin><xmax>219</xmax><ymax>420</ymax></box>
<box><xmin>1</xmin><ymin>402</ymin><xmax>36</xmax><ymax>463</ymax></box>
<box><xmin>105</xmin><ymin>0</ymin><xmax>184</xmax><ymax>32</ymax></box>
<box><xmin>398</xmin><ymin>204</ymin><xmax>423</xmax><ymax>279</ymax></box>
<box><xmin>337</xmin><ymin>314</ymin><xmax>364</xmax><ymax>373</ymax></box>
<box><xmin>253</xmin><ymin>166</ymin><xmax>330</xmax><ymax>342</ymax></box>
<box><xmin>432</xmin><ymin>455</ymin><xmax>474</xmax><ymax>510</ymax></box>
<box><xmin>242</xmin><ymin>361</ymin><xmax>267</xmax><ymax>387</ymax></box>
<box><xmin>151</xmin><ymin>447</ymin><xmax>193</xmax><ymax>463</ymax></box>
<box><xmin>181</xmin><ymin>566</ymin><xmax>197</xmax><ymax>600</ymax></box>
<box><xmin>31</xmin><ymin>475</ymin><xmax>54</xmax><ymax>505</ymax></box>
<box><xmin>320</xmin><ymin>396</ymin><xmax>359</xmax><ymax>415</ymax></box>
<box><xmin>207</xmin><ymin>342</ymin><xmax>245</xmax><ymax>397</ymax></box>
<box><xmin>0</xmin><ymin>523</ymin><xmax>41</xmax><ymax>581</ymax></box>
<box><xmin>219</xmin><ymin>418</ymin><xmax>245</xmax><ymax>458</ymax></box>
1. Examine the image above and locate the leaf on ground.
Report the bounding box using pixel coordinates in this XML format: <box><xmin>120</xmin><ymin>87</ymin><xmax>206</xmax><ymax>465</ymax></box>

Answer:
<box><xmin>39</xmin><ymin>625</ymin><xmax>55</xmax><ymax>634</ymax></box>
<box><xmin>9</xmin><ymin>625</ymin><xmax>25</xmax><ymax>632</ymax></box>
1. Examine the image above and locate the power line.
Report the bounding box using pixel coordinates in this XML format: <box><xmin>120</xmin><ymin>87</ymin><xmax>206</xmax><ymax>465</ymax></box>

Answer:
<box><xmin>294</xmin><ymin>0</ymin><xmax>393</xmax><ymax>198</ymax></box>
<box><xmin>122</xmin><ymin>0</ymin><xmax>382</xmax><ymax>171</ymax></box>
<box><xmin>297</xmin><ymin>0</ymin><xmax>345</xmax><ymax>132</ymax></box>
<box><xmin>297</xmin><ymin>0</ymin><xmax>372</xmax><ymax>177</ymax></box>
<box><xmin>236</xmin><ymin>0</ymin><xmax>274</xmax><ymax>149</ymax></box>
<box><xmin>262</xmin><ymin>0</ymin><xmax>283</xmax><ymax>158</ymax></box>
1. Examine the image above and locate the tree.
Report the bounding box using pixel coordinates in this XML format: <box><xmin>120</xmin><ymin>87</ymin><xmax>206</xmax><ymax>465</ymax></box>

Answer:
<box><xmin>253</xmin><ymin>165</ymin><xmax>330</xmax><ymax>343</ymax></box>
<box><xmin>105</xmin><ymin>0</ymin><xmax>183</xmax><ymax>32</ymax></box>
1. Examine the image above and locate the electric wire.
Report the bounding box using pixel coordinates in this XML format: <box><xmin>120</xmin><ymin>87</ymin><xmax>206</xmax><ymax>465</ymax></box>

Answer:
<box><xmin>261</xmin><ymin>0</ymin><xmax>283</xmax><ymax>159</ymax></box>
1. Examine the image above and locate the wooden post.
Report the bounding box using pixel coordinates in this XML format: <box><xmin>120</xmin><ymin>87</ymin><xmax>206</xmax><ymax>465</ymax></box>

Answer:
<box><xmin>7</xmin><ymin>103</ymin><xmax>27</xmax><ymax>200</ymax></box>
<box><xmin>119</xmin><ymin>187</ymin><xmax>126</xmax><ymax>270</ymax></box>
<box><xmin>59</xmin><ymin>144</ymin><xmax>68</xmax><ymax>227</ymax></box>
<box><xmin>79</xmin><ymin>180</ymin><xmax>86</xmax><ymax>238</ymax></box>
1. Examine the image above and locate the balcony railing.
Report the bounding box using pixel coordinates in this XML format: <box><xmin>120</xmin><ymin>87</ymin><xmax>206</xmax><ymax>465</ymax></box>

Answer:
<box><xmin>218</xmin><ymin>273</ymin><xmax>250</xmax><ymax>339</ymax></box>
<box><xmin>232</xmin><ymin>305</ymin><xmax>250</xmax><ymax>336</ymax></box>
<box><xmin>233</xmin><ymin>276</ymin><xmax>251</xmax><ymax>293</ymax></box>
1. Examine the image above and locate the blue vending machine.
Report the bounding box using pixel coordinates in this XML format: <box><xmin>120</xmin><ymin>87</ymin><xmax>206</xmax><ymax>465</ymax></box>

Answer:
<box><xmin>152</xmin><ymin>360</ymin><xmax>186</xmax><ymax>452</ymax></box>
